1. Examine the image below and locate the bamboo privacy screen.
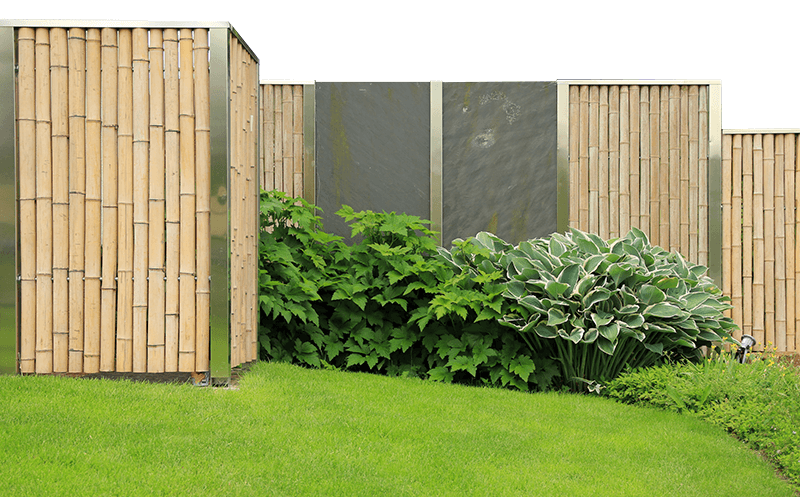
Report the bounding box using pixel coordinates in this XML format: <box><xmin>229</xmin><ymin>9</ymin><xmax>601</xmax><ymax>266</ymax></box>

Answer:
<box><xmin>11</xmin><ymin>23</ymin><xmax>260</xmax><ymax>376</ymax></box>
<box><xmin>722</xmin><ymin>132</ymin><xmax>800</xmax><ymax>352</ymax></box>
<box><xmin>565</xmin><ymin>83</ymin><xmax>712</xmax><ymax>267</ymax></box>
<box><xmin>260</xmin><ymin>83</ymin><xmax>305</xmax><ymax>197</ymax></box>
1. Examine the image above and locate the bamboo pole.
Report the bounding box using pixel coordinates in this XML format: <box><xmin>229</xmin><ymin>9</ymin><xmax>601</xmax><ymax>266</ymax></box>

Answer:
<box><xmin>609</xmin><ymin>86</ymin><xmax>620</xmax><ymax>239</ymax></box>
<box><xmin>785</xmin><ymin>134</ymin><xmax>796</xmax><ymax>352</ymax></box>
<box><xmin>84</xmin><ymin>28</ymin><xmax>102</xmax><ymax>373</ymax></box>
<box><xmin>147</xmin><ymin>29</ymin><xmax>166</xmax><ymax>373</ymax></box>
<box><xmin>163</xmin><ymin>29</ymin><xmax>180</xmax><ymax>372</ymax></box>
<box><xmin>619</xmin><ymin>86</ymin><xmax>630</xmax><ymax>235</ymax></box>
<box><xmin>659</xmin><ymin>86</ymin><xmax>670</xmax><ymax>248</ymax></box>
<box><xmin>273</xmin><ymin>85</ymin><xmax>284</xmax><ymax>195</ymax></box>
<box><xmin>649</xmin><ymin>86</ymin><xmax>660</xmax><ymax>247</ymax></box>
<box><xmin>795</xmin><ymin>135</ymin><xmax>800</xmax><ymax>352</ymax></box>
<box><xmin>116</xmin><ymin>29</ymin><xmax>134</xmax><ymax>372</ymax></box>
<box><xmin>668</xmin><ymin>85</ymin><xmax>681</xmax><ymax>254</ymax></box>
<box><xmin>742</xmin><ymin>135</ymin><xmax>754</xmax><ymax>340</ymax></box>
<box><xmin>179</xmin><ymin>29</ymin><xmax>196</xmax><ymax>372</ymax></box>
<box><xmin>50</xmin><ymin>28</ymin><xmax>69</xmax><ymax>373</ymax></box>
<box><xmin>35</xmin><ymin>28</ymin><xmax>54</xmax><ymax>374</ymax></box>
<box><xmin>195</xmin><ymin>28</ymin><xmax>211</xmax><ymax>372</ymax></box>
<box><xmin>679</xmin><ymin>86</ymin><xmax>690</xmax><ymax>258</ymax></box>
<box><xmin>698</xmin><ymin>86</ymin><xmax>709</xmax><ymax>266</ymax></box>
<box><xmin>775</xmin><ymin>135</ymin><xmax>786</xmax><ymax>351</ymax></box>
<box><xmin>18</xmin><ymin>28</ymin><xmax>36</xmax><ymax>374</ymax></box>
<box><xmin>629</xmin><ymin>85</ymin><xmax>640</xmax><ymax>231</ymax></box>
<box><xmin>688</xmin><ymin>86</ymin><xmax>699</xmax><ymax>263</ymax></box>
<box><xmin>264</xmin><ymin>85</ymin><xmax>275</xmax><ymax>191</ymax></box>
<box><xmin>248</xmin><ymin>60</ymin><xmax>259</xmax><ymax>361</ymax></box>
<box><xmin>722</xmin><ymin>134</ymin><xmax>733</xmax><ymax>319</ymax></box>
<box><xmin>230</xmin><ymin>38</ymin><xmax>242</xmax><ymax>366</ymax></box>
<box><xmin>588</xmin><ymin>86</ymin><xmax>599</xmax><ymax>235</ymax></box>
<box><xmin>764</xmin><ymin>135</ymin><xmax>775</xmax><ymax>349</ymax></box>
<box><xmin>598</xmin><ymin>86</ymin><xmax>609</xmax><ymax>240</ymax></box>
<box><xmin>293</xmin><ymin>85</ymin><xmax>304</xmax><ymax>199</ymax></box>
<box><xmin>639</xmin><ymin>86</ymin><xmax>650</xmax><ymax>239</ymax></box>
<box><xmin>68</xmin><ymin>28</ymin><xmax>86</xmax><ymax>373</ymax></box>
<box><xmin>732</xmin><ymin>134</ymin><xmax>744</xmax><ymax>339</ymax></box>
<box><xmin>578</xmin><ymin>86</ymin><xmax>589</xmax><ymax>231</ymax></box>
<box><xmin>282</xmin><ymin>85</ymin><xmax>294</xmax><ymax>196</ymax></box>
<box><xmin>568</xmin><ymin>86</ymin><xmax>579</xmax><ymax>229</ymax></box>
<box><xmin>132</xmin><ymin>28</ymin><xmax>150</xmax><ymax>372</ymax></box>
<box><xmin>753</xmin><ymin>134</ymin><xmax>765</xmax><ymax>348</ymax></box>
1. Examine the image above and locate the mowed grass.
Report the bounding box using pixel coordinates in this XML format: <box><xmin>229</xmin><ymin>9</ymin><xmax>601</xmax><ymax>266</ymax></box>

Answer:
<box><xmin>1</xmin><ymin>362</ymin><xmax>796</xmax><ymax>497</ymax></box>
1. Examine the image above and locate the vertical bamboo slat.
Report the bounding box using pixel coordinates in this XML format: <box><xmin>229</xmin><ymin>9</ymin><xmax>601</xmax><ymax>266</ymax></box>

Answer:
<box><xmin>282</xmin><ymin>85</ymin><xmax>294</xmax><ymax>196</ymax></box>
<box><xmin>264</xmin><ymin>85</ymin><xmax>275</xmax><ymax>191</ymax></box>
<box><xmin>598</xmin><ymin>86</ymin><xmax>609</xmax><ymax>240</ymax></box>
<box><xmin>668</xmin><ymin>86</ymin><xmax>680</xmax><ymax>254</ymax></box>
<box><xmin>35</xmin><ymin>28</ymin><xmax>54</xmax><ymax>374</ymax></box>
<box><xmin>659</xmin><ymin>86</ymin><xmax>670</xmax><ymax>248</ymax></box>
<box><xmin>84</xmin><ymin>28</ymin><xmax>102</xmax><ymax>373</ymax></box>
<box><xmin>293</xmin><ymin>85</ymin><xmax>304</xmax><ymax>198</ymax></box>
<box><xmin>273</xmin><ymin>84</ymin><xmax>283</xmax><ymax>196</ymax></box>
<box><xmin>775</xmin><ymin>135</ymin><xmax>786</xmax><ymax>351</ymax></box>
<box><xmin>688</xmin><ymin>86</ymin><xmax>699</xmax><ymax>263</ymax></box>
<box><xmin>178</xmin><ymin>29</ymin><xmax>196</xmax><ymax>372</ymax></box>
<box><xmin>764</xmin><ymin>135</ymin><xmax>775</xmax><ymax>349</ymax></box>
<box><xmin>195</xmin><ymin>29</ymin><xmax>211</xmax><ymax>372</ymax></box>
<box><xmin>796</xmin><ymin>135</ymin><xmax>800</xmax><ymax>352</ymax></box>
<box><xmin>679</xmin><ymin>87</ymin><xmax>690</xmax><ymax>257</ymax></box>
<box><xmin>68</xmin><ymin>28</ymin><xmax>86</xmax><ymax>373</ymax></box>
<box><xmin>116</xmin><ymin>29</ymin><xmax>134</xmax><ymax>372</ymax></box>
<box><xmin>639</xmin><ymin>86</ymin><xmax>650</xmax><ymax>238</ymax></box>
<box><xmin>163</xmin><ymin>29</ymin><xmax>180</xmax><ymax>372</ymax></box>
<box><xmin>732</xmin><ymin>134</ymin><xmax>744</xmax><ymax>339</ymax></box>
<box><xmin>698</xmin><ymin>87</ymin><xmax>709</xmax><ymax>266</ymax></box>
<box><xmin>743</xmin><ymin>135</ymin><xmax>754</xmax><ymax>340</ymax></box>
<box><xmin>786</xmin><ymin>135</ymin><xmax>796</xmax><ymax>352</ymax></box>
<box><xmin>147</xmin><ymin>29</ymin><xmax>166</xmax><ymax>372</ymax></box>
<box><xmin>588</xmin><ymin>86</ymin><xmax>599</xmax><ymax>234</ymax></box>
<box><xmin>753</xmin><ymin>134</ymin><xmax>765</xmax><ymax>347</ymax></box>
<box><xmin>568</xmin><ymin>86</ymin><xmax>579</xmax><ymax>229</ymax></box>
<box><xmin>18</xmin><ymin>28</ymin><xmax>36</xmax><ymax>373</ymax></box>
<box><xmin>629</xmin><ymin>85</ymin><xmax>640</xmax><ymax>231</ymax></box>
<box><xmin>609</xmin><ymin>86</ymin><xmax>620</xmax><ymax>239</ymax></box>
<box><xmin>649</xmin><ymin>86</ymin><xmax>660</xmax><ymax>247</ymax></box>
<box><xmin>50</xmin><ymin>28</ymin><xmax>69</xmax><ymax>373</ymax></box>
<box><xmin>579</xmin><ymin>86</ymin><xmax>589</xmax><ymax>231</ymax></box>
<box><xmin>132</xmin><ymin>29</ymin><xmax>150</xmax><ymax>372</ymax></box>
<box><xmin>619</xmin><ymin>86</ymin><xmax>630</xmax><ymax>235</ymax></box>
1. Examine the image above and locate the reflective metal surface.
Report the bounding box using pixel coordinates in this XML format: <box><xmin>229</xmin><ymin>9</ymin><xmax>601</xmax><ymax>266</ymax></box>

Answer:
<box><xmin>707</xmin><ymin>83</ymin><xmax>723</xmax><ymax>285</ymax></box>
<box><xmin>430</xmin><ymin>81</ymin><xmax>442</xmax><ymax>244</ymax></box>
<box><xmin>0</xmin><ymin>27</ymin><xmax>17</xmax><ymax>374</ymax></box>
<box><xmin>556</xmin><ymin>82</ymin><xmax>570</xmax><ymax>234</ymax></box>
<box><xmin>209</xmin><ymin>27</ymin><xmax>231</xmax><ymax>384</ymax></box>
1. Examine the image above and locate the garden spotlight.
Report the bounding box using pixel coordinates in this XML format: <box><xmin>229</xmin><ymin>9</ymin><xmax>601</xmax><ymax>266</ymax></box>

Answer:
<box><xmin>735</xmin><ymin>334</ymin><xmax>757</xmax><ymax>364</ymax></box>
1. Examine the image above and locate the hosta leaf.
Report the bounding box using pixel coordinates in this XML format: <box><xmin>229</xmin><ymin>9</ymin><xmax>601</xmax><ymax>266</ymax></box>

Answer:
<box><xmin>653</xmin><ymin>276</ymin><xmax>679</xmax><ymax>290</ymax></box>
<box><xmin>608</xmin><ymin>263</ymin><xmax>634</xmax><ymax>286</ymax></box>
<box><xmin>638</xmin><ymin>284</ymin><xmax>665</xmax><ymax>305</ymax></box>
<box><xmin>549</xmin><ymin>237</ymin><xmax>567</xmax><ymax>257</ymax></box>
<box><xmin>598</xmin><ymin>322</ymin><xmax>619</xmax><ymax>342</ymax></box>
<box><xmin>583</xmin><ymin>328</ymin><xmax>599</xmax><ymax>343</ymax></box>
<box><xmin>546</xmin><ymin>281</ymin><xmax>570</xmax><ymax>298</ymax></box>
<box><xmin>558</xmin><ymin>264</ymin><xmax>582</xmax><ymax>293</ymax></box>
<box><xmin>643</xmin><ymin>342</ymin><xmax>664</xmax><ymax>355</ymax></box>
<box><xmin>620</xmin><ymin>313</ymin><xmax>644</xmax><ymax>328</ymax></box>
<box><xmin>697</xmin><ymin>330</ymin><xmax>723</xmax><ymax>341</ymax></box>
<box><xmin>519</xmin><ymin>295</ymin><xmax>547</xmax><ymax>314</ymax></box>
<box><xmin>547</xmin><ymin>307</ymin><xmax>568</xmax><ymax>326</ymax></box>
<box><xmin>618</xmin><ymin>304</ymin><xmax>640</xmax><ymax>314</ymax></box>
<box><xmin>682</xmin><ymin>292</ymin><xmax>710</xmax><ymax>309</ymax></box>
<box><xmin>692</xmin><ymin>305</ymin><xmax>721</xmax><ymax>318</ymax></box>
<box><xmin>504</xmin><ymin>280</ymin><xmax>526</xmax><ymax>300</ymax></box>
<box><xmin>583</xmin><ymin>287</ymin><xmax>611</xmax><ymax>309</ymax></box>
<box><xmin>535</xmin><ymin>324</ymin><xmax>558</xmax><ymax>339</ymax></box>
<box><xmin>644</xmin><ymin>302</ymin><xmax>682</xmax><ymax>318</ymax></box>
<box><xmin>575</xmin><ymin>274</ymin><xmax>598</xmax><ymax>296</ymax></box>
<box><xmin>597</xmin><ymin>336</ymin><xmax>616</xmax><ymax>355</ymax></box>
<box><xmin>583</xmin><ymin>254</ymin><xmax>606</xmax><ymax>274</ymax></box>
<box><xmin>591</xmin><ymin>311</ymin><xmax>614</xmax><ymax>327</ymax></box>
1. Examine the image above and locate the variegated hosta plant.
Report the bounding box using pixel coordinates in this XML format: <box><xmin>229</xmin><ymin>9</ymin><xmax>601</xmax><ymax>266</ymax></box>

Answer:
<box><xmin>443</xmin><ymin>228</ymin><xmax>739</xmax><ymax>391</ymax></box>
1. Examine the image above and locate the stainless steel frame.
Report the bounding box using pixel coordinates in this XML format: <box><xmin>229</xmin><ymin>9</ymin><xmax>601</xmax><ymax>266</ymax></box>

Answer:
<box><xmin>430</xmin><ymin>81</ymin><xmax>443</xmax><ymax>245</ymax></box>
<box><xmin>0</xmin><ymin>26</ymin><xmax>17</xmax><ymax>374</ymax></box>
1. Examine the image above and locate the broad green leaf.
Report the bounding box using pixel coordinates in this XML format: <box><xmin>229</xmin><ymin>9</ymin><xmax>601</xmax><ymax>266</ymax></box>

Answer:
<box><xmin>638</xmin><ymin>284</ymin><xmax>665</xmax><ymax>305</ymax></box>
<box><xmin>503</xmin><ymin>280</ymin><xmax>526</xmax><ymax>300</ymax></box>
<box><xmin>583</xmin><ymin>328</ymin><xmax>599</xmax><ymax>343</ymax></box>
<box><xmin>575</xmin><ymin>274</ymin><xmax>598</xmax><ymax>296</ymax></box>
<box><xmin>547</xmin><ymin>307</ymin><xmax>568</xmax><ymax>326</ymax></box>
<box><xmin>643</xmin><ymin>342</ymin><xmax>664</xmax><ymax>355</ymax></box>
<box><xmin>644</xmin><ymin>302</ymin><xmax>682</xmax><ymax>318</ymax></box>
<box><xmin>558</xmin><ymin>264</ymin><xmax>582</xmax><ymax>293</ymax></box>
<box><xmin>583</xmin><ymin>287</ymin><xmax>611</xmax><ymax>309</ymax></box>
<box><xmin>546</xmin><ymin>281</ymin><xmax>570</xmax><ymax>298</ymax></box>
<box><xmin>535</xmin><ymin>324</ymin><xmax>558</xmax><ymax>339</ymax></box>
<box><xmin>519</xmin><ymin>295</ymin><xmax>547</xmax><ymax>314</ymax></box>
<box><xmin>428</xmin><ymin>366</ymin><xmax>454</xmax><ymax>383</ymax></box>
<box><xmin>597</xmin><ymin>336</ymin><xmax>616</xmax><ymax>355</ymax></box>
<box><xmin>620</xmin><ymin>313</ymin><xmax>644</xmax><ymax>328</ymax></box>
<box><xmin>591</xmin><ymin>311</ymin><xmax>614</xmax><ymax>327</ymax></box>
<box><xmin>549</xmin><ymin>237</ymin><xmax>566</xmax><ymax>257</ymax></box>
<box><xmin>598</xmin><ymin>322</ymin><xmax>619</xmax><ymax>342</ymax></box>
<box><xmin>509</xmin><ymin>355</ymin><xmax>536</xmax><ymax>382</ymax></box>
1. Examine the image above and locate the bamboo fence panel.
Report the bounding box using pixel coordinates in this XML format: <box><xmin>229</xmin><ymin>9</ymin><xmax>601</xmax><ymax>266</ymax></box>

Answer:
<box><xmin>731</xmin><ymin>134</ymin><xmax>743</xmax><ymax>340</ymax></box>
<box><xmin>788</xmin><ymin>136</ymin><xmax>797</xmax><ymax>352</ymax></box>
<box><xmin>753</xmin><ymin>135</ymin><xmax>766</xmax><ymax>347</ymax></box>
<box><xmin>35</xmin><ymin>28</ymin><xmax>53</xmax><ymax>374</ymax></box>
<box><xmin>15</xmin><ymin>25</ymin><xmax>220</xmax><ymax>373</ymax></box>
<box><xmin>567</xmin><ymin>83</ymin><xmax>710</xmax><ymax>266</ymax></box>
<box><xmin>147</xmin><ymin>29</ymin><xmax>166</xmax><ymax>373</ymax></box>
<box><xmin>764</xmin><ymin>135</ymin><xmax>776</xmax><ymax>349</ymax></box>
<box><xmin>743</xmin><ymin>135</ymin><xmax>754</xmax><ymax>339</ymax></box>
<box><xmin>260</xmin><ymin>83</ymin><xmax>306</xmax><ymax>197</ymax></box>
<box><xmin>230</xmin><ymin>39</ymin><xmax>242</xmax><ymax>367</ymax></box>
<box><xmin>164</xmin><ymin>28</ymin><xmax>180</xmax><ymax>372</ymax></box>
<box><xmin>722</xmin><ymin>134</ymin><xmax>733</xmax><ymax>321</ymax></box>
<box><xmin>775</xmin><ymin>135</ymin><xmax>786</xmax><ymax>351</ymax></box>
<box><xmin>84</xmin><ymin>28</ymin><xmax>102</xmax><ymax>373</ymax></box>
<box><xmin>18</xmin><ymin>28</ymin><xmax>36</xmax><ymax>374</ymax></box>
<box><xmin>68</xmin><ymin>28</ymin><xmax>86</xmax><ymax>373</ymax></box>
<box><xmin>178</xmin><ymin>29</ymin><xmax>196</xmax><ymax>372</ymax></box>
<box><xmin>51</xmin><ymin>28</ymin><xmax>69</xmax><ymax>373</ymax></box>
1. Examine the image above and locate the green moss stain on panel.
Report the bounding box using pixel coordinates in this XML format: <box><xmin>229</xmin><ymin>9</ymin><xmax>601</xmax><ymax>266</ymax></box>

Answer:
<box><xmin>487</xmin><ymin>212</ymin><xmax>498</xmax><ymax>234</ymax></box>
<box><xmin>330</xmin><ymin>84</ymin><xmax>353</xmax><ymax>207</ymax></box>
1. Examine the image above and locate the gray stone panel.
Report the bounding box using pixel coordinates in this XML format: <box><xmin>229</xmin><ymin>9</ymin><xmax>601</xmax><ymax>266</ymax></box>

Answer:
<box><xmin>315</xmin><ymin>82</ymin><xmax>431</xmax><ymax>240</ymax></box>
<box><xmin>442</xmin><ymin>82</ymin><xmax>557</xmax><ymax>247</ymax></box>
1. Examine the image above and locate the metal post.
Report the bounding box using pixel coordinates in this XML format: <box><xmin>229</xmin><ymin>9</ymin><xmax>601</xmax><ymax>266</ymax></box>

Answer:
<box><xmin>430</xmin><ymin>81</ymin><xmax>443</xmax><ymax>245</ymax></box>
<box><xmin>0</xmin><ymin>26</ymin><xmax>17</xmax><ymax>374</ymax></box>
<box><xmin>303</xmin><ymin>83</ymin><xmax>316</xmax><ymax>206</ymax></box>
<box><xmin>556</xmin><ymin>81</ymin><xmax>570</xmax><ymax>234</ymax></box>
<box><xmin>208</xmin><ymin>27</ymin><xmax>231</xmax><ymax>384</ymax></box>
<box><xmin>707</xmin><ymin>82</ymin><xmax>723</xmax><ymax>286</ymax></box>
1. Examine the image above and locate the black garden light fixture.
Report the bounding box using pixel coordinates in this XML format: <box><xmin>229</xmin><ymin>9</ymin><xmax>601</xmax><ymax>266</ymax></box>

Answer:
<box><xmin>735</xmin><ymin>334</ymin><xmax>757</xmax><ymax>364</ymax></box>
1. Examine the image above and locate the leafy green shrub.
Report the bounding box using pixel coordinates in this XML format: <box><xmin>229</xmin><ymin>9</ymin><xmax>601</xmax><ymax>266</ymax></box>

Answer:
<box><xmin>442</xmin><ymin>228</ymin><xmax>738</xmax><ymax>390</ymax></box>
<box><xmin>604</xmin><ymin>350</ymin><xmax>800</xmax><ymax>489</ymax></box>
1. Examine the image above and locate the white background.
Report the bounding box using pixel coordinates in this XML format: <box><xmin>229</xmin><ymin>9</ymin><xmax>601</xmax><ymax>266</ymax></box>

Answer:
<box><xmin>5</xmin><ymin>0</ymin><xmax>800</xmax><ymax>129</ymax></box>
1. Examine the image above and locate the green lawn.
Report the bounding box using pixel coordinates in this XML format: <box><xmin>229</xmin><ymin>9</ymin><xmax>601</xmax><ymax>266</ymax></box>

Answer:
<box><xmin>1</xmin><ymin>362</ymin><xmax>796</xmax><ymax>496</ymax></box>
